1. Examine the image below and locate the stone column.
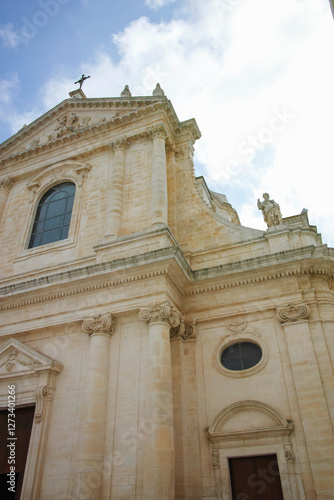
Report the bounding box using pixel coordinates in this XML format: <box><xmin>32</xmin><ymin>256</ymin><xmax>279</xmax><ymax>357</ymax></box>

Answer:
<box><xmin>105</xmin><ymin>138</ymin><xmax>129</xmax><ymax>238</ymax></box>
<box><xmin>277</xmin><ymin>302</ymin><xmax>334</xmax><ymax>498</ymax></box>
<box><xmin>0</xmin><ymin>177</ymin><xmax>14</xmax><ymax>222</ymax></box>
<box><xmin>149</xmin><ymin>124</ymin><xmax>168</xmax><ymax>227</ymax></box>
<box><xmin>170</xmin><ymin>322</ymin><xmax>202</xmax><ymax>498</ymax></box>
<box><xmin>139</xmin><ymin>301</ymin><xmax>181</xmax><ymax>500</ymax></box>
<box><xmin>73</xmin><ymin>313</ymin><xmax>115</xmax><ymax>500</ymax></box>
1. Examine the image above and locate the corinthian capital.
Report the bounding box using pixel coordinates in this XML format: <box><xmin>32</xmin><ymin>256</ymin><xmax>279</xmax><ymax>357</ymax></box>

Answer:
<box><xmin>147</xmin><ymin>122</ymin><xmax>167</xmax><ymax>140</ymax></box>
<box><xmin>111</xmin><ymin>136</ymin><xmax>130</xmax><ymax>152</ymax></box>
<box><xmin>139</xmin><ymin>301</ymin><xmax>181</xmax><ymax>327</ymax></box>
<box><xmin>0</xmin><ymin>177</ymin><xmax>14</xmax><ymax>192</ymax></box>
<box><xmin>82</xmin><ymin>312</ymin><xmax>116</xmax><ymax>336</ymax></box>
<box><xmin>277</xmin><ymin>303</ymin><xmax>310</xmax><ymax>324</ymax></box>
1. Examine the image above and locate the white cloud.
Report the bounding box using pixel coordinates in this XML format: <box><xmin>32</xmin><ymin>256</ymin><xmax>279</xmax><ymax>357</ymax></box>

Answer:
<box><xmin>0</xmin><ymin>24</ymin><xmax>22</xmax><ymax>49</ymax></box>
<box><xmin>145</xmin><ymin>0</ymin><xmax>177</xmax><ymax>10</ymax></box>
<box><xmin>0</xmin><ymin>74</ymin><xmax>19</xmax><ymax>103</ymax></box>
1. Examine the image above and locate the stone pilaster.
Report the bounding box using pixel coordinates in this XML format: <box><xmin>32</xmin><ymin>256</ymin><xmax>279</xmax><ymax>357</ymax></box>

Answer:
<box><xmin>139</xmin><ymin>301</ymin><xmax>181</xmax><ymax>500</ymax></box>
<box><xmin>73</xmin><ymin>313</ymin><xmax>115</xmax><ymax>500</ymax></box>
<box><xmin>105</xmin><ymin>138</ymin><xmax>129</xmax><ymax>238</ymax></box>
<box><xmin>170</xmin><ymin>321</ymin><xmax>202</xmax><ymax>499</ymax></box>
<box><xmin>0</xmin><ymin>177</ymin><xmax>14</xmax><ymax>222</ymax></box>
<box><xmin>277</xmin><ymin>302</ymin><xmax>334</xmax><ymax>498</ymax></box>
<box><xmin>149</xmin><ymin>124</ymin><xmax>168</xmax><ymax>227</ymax></box>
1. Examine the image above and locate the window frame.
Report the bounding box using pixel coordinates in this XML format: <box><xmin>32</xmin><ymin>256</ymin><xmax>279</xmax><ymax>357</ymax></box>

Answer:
<box><xmin>215</xmin><ymin>335</ymin><xmax>269</xmax><ymax>378</ymax></box>
<box><xmin>28</xmin><ymin>181</ymin><xmax>76</xmax><ymax>249</ymax></box>
<box><xmin>15</xmin><ymin>161</ymin><xmax>90</xmax><ymax>260</ymax></box>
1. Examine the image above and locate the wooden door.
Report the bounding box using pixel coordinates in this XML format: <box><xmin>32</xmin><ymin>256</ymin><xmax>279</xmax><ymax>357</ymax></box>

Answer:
<box><xmin>0</xmin><ymin>406</ymin><xmax>35</xmax><ymax>500</ymax></box>
<box><xmin>229</xmin><ymin>454</ymin><xmax>284</xmax><ymax>500</ymax></box>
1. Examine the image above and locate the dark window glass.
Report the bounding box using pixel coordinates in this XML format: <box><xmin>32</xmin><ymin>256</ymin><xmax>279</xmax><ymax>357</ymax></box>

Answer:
<box><xmin>221</xmin><ymin>342</ymin><xmax>262</xmax><ymax>371</ymax></box>
<box><xmin>28</xmin><ymin>182</ymin><xmax>75</xmax><ymax>248</ymax></box>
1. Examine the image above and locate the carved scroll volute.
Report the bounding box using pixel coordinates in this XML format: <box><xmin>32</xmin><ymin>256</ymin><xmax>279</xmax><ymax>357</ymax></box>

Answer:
<box><xmin>277</xmin><ymin>303</ymin><xmax>311</xmax><ymax>324</ymax></box>
<box><xmin>170</xmin><ymin>319</ymin><xmax>197</xmax><ymax>340</ymax></box>
<box><xmin>82</xmin><ymin>312</ymin><xmax>116</xmax><ymax>337</ymax></box>
<box><xmin>139</xmin><ymin>300</ymin><xmax>181</xmax><ymax>328</ymax></box>
<box><xmin>34</xmin><ymin>385</ymin><xmax>53</xmax><ymax>423</ymax></box>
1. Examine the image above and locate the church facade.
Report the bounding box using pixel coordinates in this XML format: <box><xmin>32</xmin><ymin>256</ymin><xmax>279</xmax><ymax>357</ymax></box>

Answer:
<box><xmin>0</xmin><ymin>85</ymin><xmax>333</xmax><ymax>500</ymax></box>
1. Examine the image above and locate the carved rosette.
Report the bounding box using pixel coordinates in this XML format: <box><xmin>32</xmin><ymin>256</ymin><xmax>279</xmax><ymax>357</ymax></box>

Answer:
<box><xmin>0</xmin><ymin>177</ymin><xmax>14</xmax><ymax>192</ymax></box>
<box><xmin>277</xmin><ymin>303</ymin><xmax>311</xmax><ymax>324</ymax></box>
<box><xmin>82</xmin><ymin>313</ymin><xmax>116</xmax><ymax>337</ymax></box>
<box><xmin>139</xmin><ymin>301</ymin><xmax>181</xmax><ymax>328</ymax></box>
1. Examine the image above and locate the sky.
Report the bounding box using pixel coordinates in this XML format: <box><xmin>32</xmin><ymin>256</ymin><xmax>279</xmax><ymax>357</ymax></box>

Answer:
<box><xmin>0</xmin><ymin>0</ymin><xmax>334</xmax><ymax>245</ymax></box>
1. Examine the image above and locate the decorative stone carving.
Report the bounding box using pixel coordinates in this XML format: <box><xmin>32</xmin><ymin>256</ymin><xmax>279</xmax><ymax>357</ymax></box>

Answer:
<box><xmin>0</xmin><ymin>348</ymin><xmax>38</xmax><ymax>373</ymax></box>
<box><xmin>257</xmin><ymin>193</ymin><xmax>283</xmax><ymax>227</ymax></box>
<box><xmin>26</xmin><ymin>161</ymin><xmax>91</xmax><ymax>201</ymax></box>
<box><xmin>284</xmin><ymin>441</ymin><xmax>295</xmax><ymax>462</ymax></box>
<box><xmin>147</xmin><ymin>122</ymin><xmax>167</xmax><ymax>140</ymax></box>
<box><xmin>34</xmin><ymin>385</ymin><xmax>51</xmax><ymax>423</ymax></box>
<box><xmin>30</xmin><ymin>138</ymin><xmax>40</xmax><ymax>149</ymax></box>
<box><xmin>82</xmin><ymin>312</ymin><xmax>116</xmax><ymax>336</ymax></box>
<box><xmin>47</xmin><ymin>113</ymin><xmax>105</xmax><ymax>142</ymax></box>
<box><xmin>153</xmin><ymin>83</ymin><xmax>165</xmax><ymax>97</ymax></box>
<box><xmin>170</xmin><ymin>319</ymin><xmax>196</xmax><ymax>340</ymax></box>
<box><xmin>0</xmin><ymin>177</ymin><xmax>14</xmax><ymax>192</ymax></box>
<box><xmin>139</xmin><ymin>300</ymin><xmax>181</xmax><ymax>328</ymax></box>
<box><xmin>221</xmin><ymin>321</ymin><xmax>260</xmax><ymax>342</ymax></box>
<box><xmin>277</xmin><ymin>303</ymin><xmax>311</xmax><ymax>324</ymax></box>
<box><xmin>121</xmin><ymin>84</ymin><xmax>132</xmax><ymax>97</ymax></box>
<box><xmin>111</xmin><ymin>136</ymin><xmax>130</xmax><ymax>152</ymax></box>
<box><xmin>212</xmin><ymin>450</ymin><xmax>220</xmax><ymax>469</ymax></box>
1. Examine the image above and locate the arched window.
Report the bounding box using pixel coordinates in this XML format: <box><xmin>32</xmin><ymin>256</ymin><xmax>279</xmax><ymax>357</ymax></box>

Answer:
<box><xmin>28</xmin><ymin>182</ymin><xmax>76</xmax><ymax>248</ymax></box>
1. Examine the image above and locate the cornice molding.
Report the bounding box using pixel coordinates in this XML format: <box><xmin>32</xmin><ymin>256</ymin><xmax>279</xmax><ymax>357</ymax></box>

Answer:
<box><xmin>0</xmin><ymin>242</ymin><xmax>333</xmax><ymax>310</ymax></box>
<box><xmin>0</xmin><ymin>98</ymin><xmax>199</xmax><ymax>167</ymax></box>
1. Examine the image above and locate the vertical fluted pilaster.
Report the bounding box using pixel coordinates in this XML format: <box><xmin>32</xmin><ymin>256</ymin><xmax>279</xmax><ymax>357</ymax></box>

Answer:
<box><xmin>149</xmin><ymin>124</ymin><xmax>168</xmax><ymax>227</ymax></box>
<box><xmin>72</xmin><ymin>313</ymin><xmax>115</xmax><ymax>500</ymax></box>
<box><xmin>139</xmin><ymin>301</ymin><xmax>181</xmax><ymax>499</ymax></box>
<box><xmin>277</xmin><ymin>303</ymin><xmax>334</xmax><ymax>498</ymax></box>
<box><xmin>105</xmin><ymin>138</ymin><xmax>129</xmax><ymax>238</ymax></box>
<box><xmin>0</xmin><ymin>177</ymin><xmax>14</xmax><ymax>222</ymax></box>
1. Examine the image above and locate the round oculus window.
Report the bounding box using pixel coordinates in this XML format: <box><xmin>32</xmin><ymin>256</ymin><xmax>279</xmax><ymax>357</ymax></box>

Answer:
<box><xmin>220</xmin><ymin>341</ymin><xmax>262</xmax><ymax>371</ymax></box>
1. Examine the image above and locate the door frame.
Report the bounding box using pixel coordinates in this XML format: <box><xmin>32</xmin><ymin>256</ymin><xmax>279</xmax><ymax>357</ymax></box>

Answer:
<box><xmin>207</xmin><ymin>401</ymin><xmax>306</xmax><ymax>500</ymax></box>
<box><xmin>0</xmin><ymin>338</ymin><xmax>62</xmax><ymax>500</ymax></box>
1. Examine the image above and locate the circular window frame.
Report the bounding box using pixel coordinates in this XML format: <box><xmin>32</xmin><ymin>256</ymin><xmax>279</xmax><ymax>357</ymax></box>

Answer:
<box><xmin>215</xmin><ymin>336</ymin><xmax>269</xmax><ymax>378</ymax></box>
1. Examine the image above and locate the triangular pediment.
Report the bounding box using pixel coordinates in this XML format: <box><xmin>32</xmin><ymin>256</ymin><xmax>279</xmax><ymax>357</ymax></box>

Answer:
<box><xmin>0</xmin><ymin>338</ymin><xmax>62</xmax><ymax>378</ymax></box>
<box><xmin>0</xmin><ymin>94</ymin><xmax>177</xmax><ymax>159</ymax></box>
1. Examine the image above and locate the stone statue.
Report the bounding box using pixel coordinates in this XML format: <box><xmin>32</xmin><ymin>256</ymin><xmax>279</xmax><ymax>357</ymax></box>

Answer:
<box><xmin>257</xmin><ymin>193</ymin><xmax>283</xmax><ymax>227</ymax></box>
<box><xmin>74</xmin><ymin>74</ymin><xmax>90</xmax><ymax>89</ymax></box>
